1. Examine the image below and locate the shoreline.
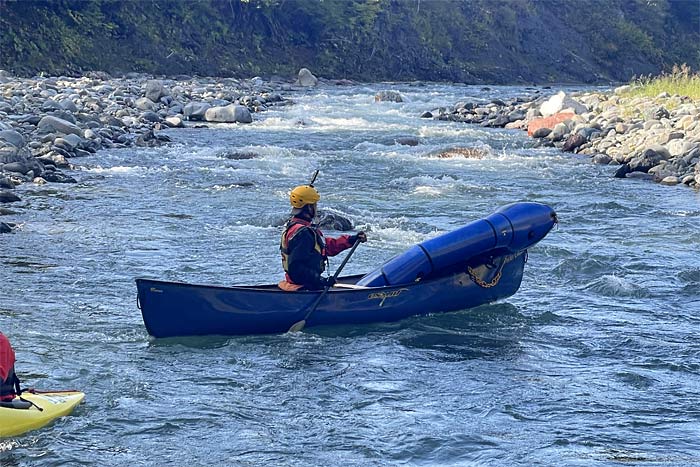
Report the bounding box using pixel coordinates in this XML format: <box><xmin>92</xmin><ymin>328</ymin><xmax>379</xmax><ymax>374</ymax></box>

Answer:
<box><xmin>426</xmin><ymin>88</ymin><xmax>700</xmax><ymax>189</ymax></box>
<box><xmin>2</xmin><ymin>71</ymin><xmax>698</xmax><ymax>233</ymax></box>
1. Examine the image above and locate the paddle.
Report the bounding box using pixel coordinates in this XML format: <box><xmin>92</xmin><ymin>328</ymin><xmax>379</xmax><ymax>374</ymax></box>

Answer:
<box><xmin>288</xmin><ymin>239</ymin><xmax>361</xmax><ymax>332</ymax></box>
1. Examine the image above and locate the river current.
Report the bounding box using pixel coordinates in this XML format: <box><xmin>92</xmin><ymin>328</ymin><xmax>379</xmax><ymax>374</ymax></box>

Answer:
<box><xmin>1</xmin><ymin>83</ymin><xmax>699</xmax><ymax>466</ymax></box>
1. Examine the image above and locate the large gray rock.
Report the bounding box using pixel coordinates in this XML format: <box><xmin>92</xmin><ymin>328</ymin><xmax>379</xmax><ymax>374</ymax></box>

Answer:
<box><xmin>183</xmin><ymin>102</ymin><xmax>212</xmax><ymax>121</ymax></box>
<box><xmin>135</xmin><ymin>97</ymin><xmax>157</xmax><ymax>111</ymax></box>
<box><xmin>37</xmin><ymin>115</ymin><xmax>83</xmax><ymax>137</ymax></box>
<box><xmin>295</xmin><ymin>68</ymin><xmax>318</xmax><ymax>87</ymax></box>
<box><xmin>144</xmin><ymin>80</ymin><xmax>167</xmax><ymax>102</ymax></box>
<box><xmin>629</xmin><ymin>145</ymin><xmax>672</xmax><ymax>173</ymax></box>
<box><xmin>317</xmin><ymin>212</ymin><xmax>353</xmax><ymax>231</ymax></box>
<box><xmin>58</xmin><ymin>98</ymin><xmax>78</xmax><ymax>112</ymax></box>
<box><xmin>0</xmin><ymin>130</ymin><xmax>25</xmax><ymax>149</ymax></box>
<box><xmin>204</xmin><ymin>104</ymin><xmax>252</xmax><ymax>123</ymax></box>
<box><xmin>0</xmin><ymin>190</ymin><xmax>20</xmax><ymax>203</ymax></box>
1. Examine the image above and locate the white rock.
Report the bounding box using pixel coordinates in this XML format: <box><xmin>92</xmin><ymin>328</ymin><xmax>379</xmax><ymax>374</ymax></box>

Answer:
<box><xmin>660</xmin><ymin>175</ymin><xmax>679</xmax><ymax>185</ymax></box>
<box><xmin>296</xmin><ymin>68</ymin><xmax>318</xmax><ymax>87</ymax></box>
<box><xmin>204</xmin><ymin>104</ymin><xmax>252</xmax><ymax>123</ymax></box>
<box><xmin>540</xmin><ymin>91</ymin><xmax>588</xmax><ymax>117</ymax></box>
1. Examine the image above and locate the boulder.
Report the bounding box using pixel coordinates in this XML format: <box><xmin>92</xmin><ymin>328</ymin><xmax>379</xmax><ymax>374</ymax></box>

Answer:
<box><xmin>527</xmin><ymin>112</ymin><xmax>575</xmax><ymax>136</ymax></box>
<box><xmin>660</xmin><ymin>176</ymin><xmax>680</xmax><ymax>185</ymax></box>
<box><xmin>317</xmin><ymin>212</ymin><xmax>353</xmax><ymax>231</ymax></box>
<box><xmin>434</xmin><ymin>147</ymin><xmax>489</xmax><ymax>159</ymax></box>
<box><xmin>531</xmin><ymin>127</ymin><xmax>552</xmax><ymax>138</ymax></box>
<box><xmin>135</xmin><ymin>97</ymin><xmax>157</xmax><ymax>111</ymax></box>
<box><xmin>0</xmin><ymin>176</ymin><xmax>14</xmax><ymax>189</ymax></box>
<box><xmin>144</xmin><ymin>80</ymin><xmax>167</xmax><ymax>102</ymax></box>
<box><xmin>375</xmin><ymin>90</ymin><xmax>404</xmax><ymax>103</ymax></box>
<box><xmin>183</xmin><ymin>102</ymin><xmax>212</xmax><ymax>121</ymax></box>
<box><xmin>0</xmin><ymin>190</ymin><xmax>20</xmax><ymax>203</ymax></box>
<box><xmin>592</xmin><ymin>154</ymin><xmax>612</xmax><ymax>164</ymax></box>
<box><xmin>562</xmin><ymin>133</ymin><xmax>587</xmax><ymax>152</ymax></box>
<box><xmin>164</xmin><ymin>116</ymin><xmax>185</xmax><ymax>128</ymax></box>
<box><xmin>395</xmin><ymin>136</ymin><xmax>421</xmax><ymax>146</ymax></box>
<box><xmin>42</xmin><ymin>171</ymin><xmax>77</xmax><ymax>183</ymax></box>
<box><xmin>37</xmin><ymin>115</ymin><xmax>83</xmax><ymax>137</ymax></box>
<box><xmin>539</xmin><ymin>92</ymin><xmax>587</xmax><ymax>117</ymax></box>
<box><xmin>0</xmin><ymin>130</ymin><xmax>25</xmax><ymax>149</ymax></box>
<box><xmin>628</xmin><ymin>146</ymin><xmax>671</xmax><ymax>173</ymax></box>
<box><xmin>295</xmin><ymin>68</ymin><xmax>318</xmax><ymax>87</ymax></box>
<box><xmin>204</xmin><ymin>104</ymin><xmax>253</xmax><ymax>123</ymax></box>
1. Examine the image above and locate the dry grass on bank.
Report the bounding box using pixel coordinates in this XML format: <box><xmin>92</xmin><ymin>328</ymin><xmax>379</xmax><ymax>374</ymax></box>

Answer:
<box><xmin>624</xmin><ymin>64</ymin><xmax>700</xmax><ymax>100</ymax></box>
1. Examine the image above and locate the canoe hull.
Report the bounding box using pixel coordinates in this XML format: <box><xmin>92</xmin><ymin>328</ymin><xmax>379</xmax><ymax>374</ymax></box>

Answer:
<box><xmin>136</xmin><ymin>251</ymin><xmax>527</xmax><ymax>338</ymax></box>
<box><xmin>0</xmin><ymin>391</ymin><xmax>84</xmax><ymax>437</ymax></box>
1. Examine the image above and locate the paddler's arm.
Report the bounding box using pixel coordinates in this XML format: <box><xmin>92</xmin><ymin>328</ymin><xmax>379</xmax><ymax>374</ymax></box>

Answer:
<box><xmin>326</xmin><ymin>231</ymin><xmax>367</xmax><ymax>256</ymax></box>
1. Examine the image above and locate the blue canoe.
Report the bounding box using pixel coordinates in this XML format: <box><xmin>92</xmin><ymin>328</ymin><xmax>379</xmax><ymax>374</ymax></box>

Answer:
<box><xmin>136</xmin><ymin>202</ymin><xmax>557</xmax><ymax>338</ymax></box>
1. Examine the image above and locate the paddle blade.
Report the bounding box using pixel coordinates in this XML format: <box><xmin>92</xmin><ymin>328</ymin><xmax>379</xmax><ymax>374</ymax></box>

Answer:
<box><xmin>288</xmin><ymin>320</ymin><xmax>306</xmax><ymax>333</ymax></box>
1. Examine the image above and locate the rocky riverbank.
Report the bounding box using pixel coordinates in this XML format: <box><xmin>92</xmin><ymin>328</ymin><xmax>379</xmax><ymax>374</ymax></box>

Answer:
<box><xmin>423</xmin><ymin>88</ymin><xmax>700</xmax><ymax>188</ymax></box>
<box><xmin>0</xmin><ymin>70</ymin><xmax>311</xmax><ymax>233</ymax></box>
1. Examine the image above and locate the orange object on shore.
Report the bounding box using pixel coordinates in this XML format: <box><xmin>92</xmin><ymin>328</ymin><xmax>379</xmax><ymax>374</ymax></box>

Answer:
<box><xmin>527</xmin><ymin>111</ymin><xmax>575</xmax><ymax>136</ymax></box>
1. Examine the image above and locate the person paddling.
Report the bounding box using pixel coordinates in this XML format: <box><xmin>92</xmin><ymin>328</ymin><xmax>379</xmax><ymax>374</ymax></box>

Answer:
<box><xmin>0</xmin><ymin>332</ymin><xmax>21</xmax><ymax>402</ymax></box>
<box><xmin>279</xmin><ymin>183</ymin><xmax>366</xmax><ymax>291</ymax></box>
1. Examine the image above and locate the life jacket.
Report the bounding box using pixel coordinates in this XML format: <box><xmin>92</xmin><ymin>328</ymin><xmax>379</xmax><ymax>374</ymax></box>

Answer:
<box><xmin>0</xmin><ymin>333</ymin><xmax>20</xmax><ymax>401</ymax></box>
<box><xmin>280</xmin><ymin>219</ymin><xmax>326</xmax><ymax>276</ymax></box>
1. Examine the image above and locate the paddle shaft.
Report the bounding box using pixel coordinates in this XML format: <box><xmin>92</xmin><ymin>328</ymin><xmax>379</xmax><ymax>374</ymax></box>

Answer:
<box><xmin>288</xmin><ymin>239</ymin><xmax>361</xmax><ymax>332</ymax></box>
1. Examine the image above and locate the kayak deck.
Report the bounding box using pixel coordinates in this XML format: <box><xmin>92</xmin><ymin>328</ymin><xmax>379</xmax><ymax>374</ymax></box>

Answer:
<box><xmin>0</xmin><ymin>391</ymin><xmax>85</xmax><ymax>437</ymax></box>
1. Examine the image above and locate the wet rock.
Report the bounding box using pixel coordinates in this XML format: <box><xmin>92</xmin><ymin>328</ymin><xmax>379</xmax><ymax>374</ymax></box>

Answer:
<box><xmin>532</xmin><ymin>127</ymin><xmax>552</xmax><ymax>138</ymax></box>
<box><xmin>0</xmin><ymin>176</ymin><xmax>14</xmax><ymax>189</ymax></box>
<box><xmin>395</xmin><ymin>136</ymin><xmax>421</xmax><ymax>146</ymax></box>
<box><xmin>317</xmin><ymin>212</ymin><xmax>353</xmax><ymax>231</ymax></box>
<box><xmin>562</xmin><ymin>133</ymin><xmax>587</xmax><ymax>152</ymax></box>
<box><xmin>0</xmin><ymin>207</ymin><xmax>16</xmax><ymax>215</ymax></box>
<box><xmin>42</xmin><ymin>171</ymin><xmax>77</xmax><ymax>183</ymax></box>
<box><xmin>434</xmin><ymin>147</ymin><xmax>489</xmax><ymax>159</ymax></box>
<box><xmin>220</xmin><ymin>151</ymin><xmax>258</xmax><ymax>160</ymax></box>
<box><xmin>592</xmin><ymin>154</ymin><xmax>612</xmax><ymax>164</ymax></box>
<box><xmin>629</xmin><ymin>146</ymin><xmax>671</xmax><ymax>173</ymax></box>
<box><xmin>0</xmin><ymin>190</ymin><xmax>21</xmax><ymax>203</ymax></box>
<box><xmin>375</xmin><ymin>90</ymin><xmax>404</xmax><ymax>103</ymax></box>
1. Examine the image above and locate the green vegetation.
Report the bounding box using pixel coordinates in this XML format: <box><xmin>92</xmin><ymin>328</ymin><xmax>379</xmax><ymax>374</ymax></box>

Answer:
<box><xmin>0</xmin><ymin>0</ymin><xmax>699</xmax><ymax>84</ymax></box>
<box><xmin>625</xmin><ymin>64</ymin><xmax>700</xmax><ymax>100</ymax></box>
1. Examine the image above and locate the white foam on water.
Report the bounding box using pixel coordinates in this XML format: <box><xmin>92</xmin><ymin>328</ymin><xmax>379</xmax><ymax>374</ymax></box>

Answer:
<box><xmin>417</xmin><ymin>124</ymin><xmax>492</xmax><ymax>138</ymax></box>
<box><xmin>79</xmin><ymin>165</ymin><xmax>171</xmax><ymax>175</ymax></box>
<box><xmin>307</xmin><ymin>115</ymin><xmax>409</xmax><ymax>132</ymax></box>
<box><xmin>584</xmin><ymin>274</ymin><xmax>649</xmax><ymax>298</ymax></box>
<box><xmin>413</xmin><ymin>185</ymin><xmax>443</xmax><ymax>196</ymax></box>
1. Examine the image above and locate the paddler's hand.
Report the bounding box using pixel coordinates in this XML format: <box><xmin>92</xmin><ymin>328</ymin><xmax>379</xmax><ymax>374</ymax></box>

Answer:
<box><xmin>320</xmin><ymin>276</ymin><xmax>337</xmax><ymax>288</ymax></box>
<box><xmin>353</xmin><ymin>231</ymin><xmax>367</xmax><ymax>243</ymax></box>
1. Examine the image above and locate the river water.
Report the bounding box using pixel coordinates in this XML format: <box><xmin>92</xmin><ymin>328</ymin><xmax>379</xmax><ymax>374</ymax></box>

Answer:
<box><xmin>1</xmin><ymin>83</ymin><xmax>699</xmax><ymax>466</ymax></box>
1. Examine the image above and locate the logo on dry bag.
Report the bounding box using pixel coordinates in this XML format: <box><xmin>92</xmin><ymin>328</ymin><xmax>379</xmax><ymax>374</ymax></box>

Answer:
<box><xmin>367</xmin><ymin>288</ymin><xmax>408</xmax><ymax>307</ymax></box>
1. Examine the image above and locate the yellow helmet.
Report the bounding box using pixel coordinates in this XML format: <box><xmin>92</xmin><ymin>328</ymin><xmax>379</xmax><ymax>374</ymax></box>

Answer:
<box><xmin>289</xmin><ymin>185</ymin><xmax>320</xmax><ymax>208</ymax></box>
